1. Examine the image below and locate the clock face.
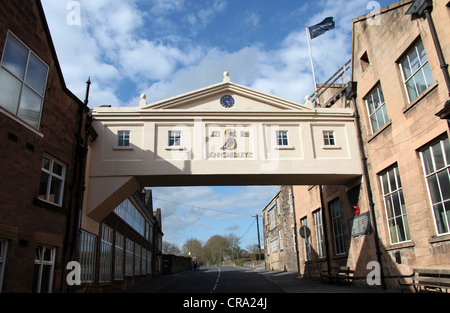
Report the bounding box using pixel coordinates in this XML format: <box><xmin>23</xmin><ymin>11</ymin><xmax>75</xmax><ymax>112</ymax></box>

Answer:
<box><xmin>220</xmin><ymin>95</ymin><xmax>235</xmax><ymax>108</ymax></box>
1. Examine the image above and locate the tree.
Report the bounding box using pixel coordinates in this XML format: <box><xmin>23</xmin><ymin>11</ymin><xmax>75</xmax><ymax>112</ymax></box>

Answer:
<box><xmin>183</xmin><ymin>238</ymin><xmax>203</xmax><ymax>260</ymax></box>
<box><xmin>162</xmin><ymin>241</ymin><xmax>181</xmax><ymax>255</ymax></box>
<box><xmin>203</xmin><ymin>235</ymin><xmax>228</xmax><ymax>266</ymax></box>
<box><xmin>225</xmin><ymin>233</ymin><xmax>241</xmax><ymax>260</ymax></box>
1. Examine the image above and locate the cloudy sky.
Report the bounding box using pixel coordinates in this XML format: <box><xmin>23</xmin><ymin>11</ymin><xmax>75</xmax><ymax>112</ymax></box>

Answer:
<box><xmin>42</xmin><ymin>0</ymin><xmax>395</xmax><ymax>250</ymax></box>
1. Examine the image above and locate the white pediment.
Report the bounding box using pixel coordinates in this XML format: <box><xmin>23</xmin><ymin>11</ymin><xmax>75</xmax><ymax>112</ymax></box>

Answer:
<box><xmin>138</xmin><ymin>79</ymin><xmax>313</xmax><ymax>113</ymax></box>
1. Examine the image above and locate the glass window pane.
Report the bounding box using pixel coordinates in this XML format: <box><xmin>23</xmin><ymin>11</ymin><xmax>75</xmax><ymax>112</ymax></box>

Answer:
<box><xmin>422</xmin><ymin>62</ymin><xmax>433</xmax><ymax>87</ymax></box>
<box><xmin>427</xmin><ymin>175</ymin><xmax>442</xmax><ymax>204</ymax></box>
<box><xmin>392</xmin><ymin>192</ymin><xmax>402</xmax><ymax>216</ymax></box>
<box><xmin>422</xmin><ymin>148</ymin><xmax>434</xmax><ymax>174</ymax></box>
<box><xmin>371</xmin><ymin>114</ymin><xmax>379</xmax><ymax>133</ymax></box>
<box><xmin>0</xmin><ymin>67</ymin><xmax>22</xmax><ymax>114</ymax></box>
<box><xmin>400</xmin><ymin>58</ymin><xmax>412</xmax><ymax>79</ymax></box>
<box><xmin>381</xmin><ymin>173</ymin><xmax>389</xmax><ymax>194</ymax></box>
<box><xmin>405</xmin><ymin>77</ymin><xmax>418</xmax><ymax>102</ymax></box>
<box><xmin>38</xmin><ymin>172</ymin><xmax>49</xmax><ymax>200</ymax></box>
<box><xmin>372</xmin><ymin>89</ymin><xmax>381</xmax><ymax>110</ymax></box>
<box><xmin>396</xmin><ymin>216</ymin><xmax>407</xmax><ymax>242</ymax></box>
<box><xmin>376</xmin><ymin>107</ymin><xmax>387</xmax><ymax>127</ymax></box>
<box><xmin>409</xmin><ymin>48</ymin><xmax>420</xmax><ymax>73</ymax></box>
<box><xmin>433</xmin><ymin>203</ymin><xmax>447</xmax><ymax>234</ymax></box>
<box><xmin>25</xmin><ymin>53</ymin><xmax>48</xmax><ymax>96</ymax></box>
<box><xmin>2</xmin><ymin>34</ymin><xmax>28</xmax><ymax>79</ymax></box>
<box><xmin>49</xmin><ymin>176</ymin><xmax>63</xmax><ymax>204</ymax></box>
<box><xmin>42</xmin><ymin>157</ymin><xmax>50</xmax><ymax>170</ymax></box>
<box><xmin>417</xmin><ymin>40</ymin><xmax>427</xmax><ymax>63</ymax></box>
<box><xmin>367</xmin><ymin>96</ymin><xmax>375</xmax><ymax>114</ymax></box>
<box><xmin>444</xmin><ymin>138</ymin><xmax>450</xmax><ymax>166</ymax></box>
<box><xmin>52</xmin><ymin>162</ymin><xmax>63</xmax><ymax>176</ymax></box>
<box><xmin>385</xmin><ymin>197</ymin><xmax>394</xmax><ymax>218</ymax></box>
<box><xmin>414</xmin><ymin>69</ymin><xmax>428</xmax><ymax>95</ymax></box>
<box><xmin>437</xmin><ymin>170</ymin><xmax>450</xmax><ymax>201</ymax></box>
<box><xmin>17</xmin><ymin>86</ymin><xmax>42</xmax><ymax>129</ymax></box>
<box><xmin>389</xmin><ymin>170</ymin><xmax>397</xmax><ymax>191</ymax></box>
<box><xmin>433</xmin><ymin>142</ymin><xmax>445</xmax><ymax>170</ymax></box>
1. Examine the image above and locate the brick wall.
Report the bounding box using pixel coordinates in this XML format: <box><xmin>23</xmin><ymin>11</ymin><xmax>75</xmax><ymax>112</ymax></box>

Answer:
<box><xmin>0</xmin><ymin>0</ymin><xmax>88</xmax><ymax>292</ymax></box>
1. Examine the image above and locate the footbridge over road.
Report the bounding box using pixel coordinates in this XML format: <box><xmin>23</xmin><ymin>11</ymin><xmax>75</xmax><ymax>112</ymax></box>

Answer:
<box><xmin>83</xmin><ymin>73</ymin><xmax>362</xmax><ymax>227</ymax></box>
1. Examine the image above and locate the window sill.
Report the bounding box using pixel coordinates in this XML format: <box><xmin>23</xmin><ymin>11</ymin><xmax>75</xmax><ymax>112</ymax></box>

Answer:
<box><xmin>0</xmin><ymin>107</ymin><xmax>44</xmax><ymax>138</ymax></box>
<box><xmin>429</xmin><ymin>233</ymin><xmax>450</xmax><ymax>244</ymax></box>
<box><xmin>274</xmin><ymin>145</ymin><xmax>294</xmax><ymax>150</ymax></box>
<box><xmin>321</xmin><ymin>145</ymin><xmax>341</xmax><ymax>150</ymax></box>
<box><xmin>385</xmin><ymin>240</ymin><xmax>415</xmax><ymax>251</ymax></box>
<box><xmin>165</xmin><ymin>146</ymin><xmax>185</xmax><ymax>151</ymax></box>
<box><xmin>367</xmin><ymin>120</ymin><xmax>392</xmax><ymax>143</ymax></box>
<box><xmin>402</xmin><ymin>82</ymin><xmax>438</xmax><ymax>114</ymax></box>
<box><xmin>113</xmin><ymin>146</ymin><xmax>134</xmax><ymax>151</ymax></box>
<box><xmin>33</xmin><ymin>197</ymin><xmax>67</xmax><ymax>214</ymax></box>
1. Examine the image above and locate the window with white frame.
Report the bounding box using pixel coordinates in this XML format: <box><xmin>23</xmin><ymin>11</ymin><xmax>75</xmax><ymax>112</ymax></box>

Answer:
<box><xmin>313</xmin><ymin>209</ymin><xmax>326</xmax><ymax>258</ymax></box>
<box><xmin>168</xmin><ymin>131</ymin><xmax>181</xmax><ymax>147</ymax></box>
<box><xmin>0</xmin><ymin>32</ymin><xmax>49</xmax><ymax>129</ymax></box>
<box><xmin>330</xmin><ymin>199</ymin><xmax>345</xmax><ymax>255</ymax></box>
<box><xmin>114</xmin><ymin>232</ymin><xmax>124</xmax><ymax>280</ymax></box>
<box><xmin>323</xmin><ymin>131</ymin><xmax>336</xmax><ymax>146</ymax></box>
<box><xmin>117</xmin><ymin>131</ymin><xmax>130</xmax><ymax>147</ymax></box>
<box><xmin>38</xmin><ymin>155</ymin><xmax>66</xmax><ymax>206</ymax></box>
<box><xmin>79</xmin><ymin>231</ymin><xmax>96</xmax><ymax>283</ymax></box>
<box><xmin>32</xmin><ymin>245</ymin><xmax>55</xmax><ymax>293</ymax></box>
<box><xmin>365</xmin><ymin>84</ymin><xmax>389</xmax><ymax>134</ymax></box>
<box><xmin>125</xmin><ymin>239</ymin><xmax>134</xmax><ymax>276</ymax></box>
<box><xmin>276</xmin><ymin>131</ymin><xmax>289</xmax><ymax>146</ymax></box>
<box><xmin>269</xmin><ymin>206</ymin><xmax>276</xmax><ymax>229</ymax></box>
<box><xmin>270</xmin><ymin>237</ymin><xmax>278</xmax><ymax>253</ymax></box>
<box><xmin>380</xmin><ymin>165</ymin><xmax>411</xmax><ymax>244</ymax></box>
<box><xmin>99</xmin><ymin>224</ymin><xmax>113</xmax><ymax>282</ymax></box>
<box><xmin>399</xmin><ymin>39</ymin><xmax>434</xmax><ymax>103</ymax></box>
<box><xmin>420</xmin><ymin>136</ymin><xmax>450</xmax><ymax>235</ymax></box>
<box><xmin>279</xmin><ymin>230</ymin><xmax>283</xmax><ymax>251</ymax></box>
<box><xmin>0</xmin><ymin>240</ymin><xmax>8</xmax><ymax>293</ymax></box>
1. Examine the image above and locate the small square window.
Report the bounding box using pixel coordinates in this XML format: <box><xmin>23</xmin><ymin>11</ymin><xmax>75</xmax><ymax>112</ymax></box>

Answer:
<box><xmin>323</xmin><ymin>131</ymin><xmax>336</xmax><ymax>146</ymax></box>
<box><xmin>360</xmin><ymin>51</ymin><xmax>370</xmax><ymax>72</ymax></box>
<box><xmin>276</xmin><ymin>131</ymin><xmax>289</xmax><ymax>146</ymax></box>
<box><xmin>168</xmin><ymin>131</ymin><xmax>181</xmax><ymax>147</ymax></box>
<box><xmin>118</xmin><ymin>131</ymin><xmax>130</xmax><ymax>147</ymax></box>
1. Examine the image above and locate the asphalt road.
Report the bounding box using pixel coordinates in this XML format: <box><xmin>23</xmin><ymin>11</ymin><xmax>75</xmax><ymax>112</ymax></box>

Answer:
<box><xmin>149</xmin><ymin>266</ymin><xmax>285</xmax><ymax>293</ymax></box>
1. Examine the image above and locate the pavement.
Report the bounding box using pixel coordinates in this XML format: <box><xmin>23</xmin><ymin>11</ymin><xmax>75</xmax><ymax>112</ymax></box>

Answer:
<box><xmin>128</xmin><ymin>266</ymin><xmax>402</xmax><ymax>293</ymax></box>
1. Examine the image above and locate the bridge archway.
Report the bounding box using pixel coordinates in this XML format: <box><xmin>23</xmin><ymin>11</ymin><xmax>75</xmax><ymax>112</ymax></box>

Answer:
<box><xmin>82</xmin><ymin>74</ymin><xmax>362</xmax><ymax>232</ymax></box>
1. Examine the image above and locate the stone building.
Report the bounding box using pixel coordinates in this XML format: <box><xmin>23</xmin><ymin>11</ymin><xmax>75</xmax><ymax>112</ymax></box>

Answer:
<box><xmin>291</xmin><ymin>0</ymin><xmax>450</xmax><ymax>291</ymax></box>
<box><xmin>0</xmin><ymin>0</ymin><xmax>92</xmax><ymax>292</ymax></box>
<box><xmin>262</xmin><ymin>186</ymin><xmax>299</xmax><ymax>272</ymax></box>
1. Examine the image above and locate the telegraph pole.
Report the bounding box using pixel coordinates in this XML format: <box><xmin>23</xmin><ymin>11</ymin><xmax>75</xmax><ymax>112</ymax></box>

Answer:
<box><xmin>253</xmin><ymin>215</ymin><xmax>262</xmax><ymax>260</ymax></box>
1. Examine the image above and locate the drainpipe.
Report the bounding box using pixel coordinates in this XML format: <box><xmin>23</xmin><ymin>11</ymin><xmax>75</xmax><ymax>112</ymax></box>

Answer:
<box><xmin>319</xmin><ymin>185</ymin><xmax>332</xmax><ymax>281</ymax></box>
<box><xmin>346</xmin><ymin>82</ymin><xmax>386</xmax><ymax>290</ymax></box>
<box><xmin>290</xmin><ymin>186</ymin><xmax>301</xmax><ymax>278</ymax></box>
<box><xmin>60</xmin><ymin>78</ymin><xmax>91</xmax><ymax>292</ymax></box>
<box><xmin>406</xmin><ymin>0</ymin><xmax>450</xmax><ymax>97</ymax></box>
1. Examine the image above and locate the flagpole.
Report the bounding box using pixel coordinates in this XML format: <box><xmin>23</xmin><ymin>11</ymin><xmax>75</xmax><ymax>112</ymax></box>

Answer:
<box><xmin>306</xmin><ymin>26</ymin><xmax>317</xmax><ymax>107</ymax></box>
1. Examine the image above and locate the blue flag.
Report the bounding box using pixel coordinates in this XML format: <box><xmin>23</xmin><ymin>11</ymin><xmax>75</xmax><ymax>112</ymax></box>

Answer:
<box><xmin>308</xmin><ymin>17</ymin><xmax>335</xmax><ymax>39</ymax></box>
